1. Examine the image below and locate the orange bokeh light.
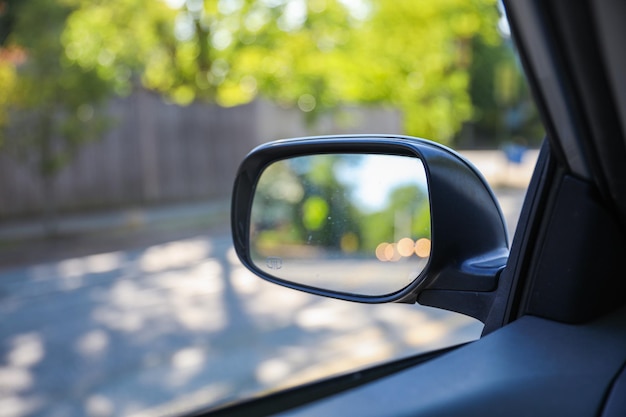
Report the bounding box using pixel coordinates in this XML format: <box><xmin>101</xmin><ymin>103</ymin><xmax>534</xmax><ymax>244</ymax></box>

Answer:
<box><xmin>375</xmin><ymin>242</ymin><xmax>389</xmax><ymax>262</ymax></box>
<box><xmin>397</xmin><ymin>237</ymin><xmax>415</xmax><ymax>257</ymax></box>
<box><xmin>384</xmin><ymin>243</ymin><xmax>396</xmax><ymax>261</ymax></box>
<box><xmin>415</xmin><ymin>238</ymin><xmax>431</xmax><ymax>258</ymax></box>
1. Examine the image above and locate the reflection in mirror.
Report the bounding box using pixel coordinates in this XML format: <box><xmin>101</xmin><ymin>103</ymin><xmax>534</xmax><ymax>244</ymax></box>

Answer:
<box><xmin>250</xmin><ymin>153</ymin><xmax>430</xmax><ymax>296</ymax></box>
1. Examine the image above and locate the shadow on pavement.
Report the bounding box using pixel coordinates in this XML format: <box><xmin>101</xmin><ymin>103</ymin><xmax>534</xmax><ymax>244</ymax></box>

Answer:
<box><xmin>0</xmin><ymin>231</ymin><xmax>482</xmax><ymax>417</ymax></box>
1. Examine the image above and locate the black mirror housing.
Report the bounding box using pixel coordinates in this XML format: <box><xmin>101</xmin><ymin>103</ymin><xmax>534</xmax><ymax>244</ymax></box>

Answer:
<box><xmin>231</xmin><ymin>135</ymin><xmax>508</xmax><ymax>321</ymax></box>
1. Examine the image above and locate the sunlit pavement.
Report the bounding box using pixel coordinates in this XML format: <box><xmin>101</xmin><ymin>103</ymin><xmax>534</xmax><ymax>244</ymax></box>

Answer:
<box><xmin>0</xmin><ymin>188</ymin><xmax>524</xmax><ymax>417</ymax></box>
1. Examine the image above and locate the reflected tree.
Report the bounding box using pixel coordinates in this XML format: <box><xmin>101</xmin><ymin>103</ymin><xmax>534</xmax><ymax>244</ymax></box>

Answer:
<box><xmin>295</xmin><ymin>155</ymin><xmax>363</xmax><ymax>253</ymax></box>
<box><xmin>360</xmin><ymin>184</ymin><xmax>430</xmax><ymax>253</ymax></box>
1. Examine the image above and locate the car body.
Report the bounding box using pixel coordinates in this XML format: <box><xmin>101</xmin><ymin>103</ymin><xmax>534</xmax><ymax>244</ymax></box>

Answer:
<box><xmin>198</xmin><ymin>0</ymin><xmax>626</xmax><ymax>416</ymax></box>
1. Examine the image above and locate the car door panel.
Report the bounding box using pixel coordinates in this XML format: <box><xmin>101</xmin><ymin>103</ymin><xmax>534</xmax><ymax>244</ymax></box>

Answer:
<box><xmin>276</xmin><ymin>307</ymin><xmax>626</xmax><ymax>417</ymax></box>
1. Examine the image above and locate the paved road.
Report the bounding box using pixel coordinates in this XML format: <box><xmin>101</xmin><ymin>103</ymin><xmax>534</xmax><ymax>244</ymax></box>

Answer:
<box><xmin>0</xmin><ymin>189</ymin><xmax>525</xmax><ymax>417</ymax></box>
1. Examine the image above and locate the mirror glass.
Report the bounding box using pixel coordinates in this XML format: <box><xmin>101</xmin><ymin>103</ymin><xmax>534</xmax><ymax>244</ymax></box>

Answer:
<box><xmin>250</xmin><ymin>153</ymin><xmax>430</xmax><ymax>296</ymax></box>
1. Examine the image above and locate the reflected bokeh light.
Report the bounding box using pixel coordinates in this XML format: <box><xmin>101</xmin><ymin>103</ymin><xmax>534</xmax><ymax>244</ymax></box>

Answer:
<box><xmin>397</xmin><ymin>237</ymin><xmax>415</xmax><ymax>257</ymax></box>
<box><xmin>375</xmin><ymin>237</ymin><xmax>432</xmax><ymax>262</ymax></box>
<box><xmin>415</xmin><ymin>238</ymin><xmax>432</xmax><ymax>258</ymax></box>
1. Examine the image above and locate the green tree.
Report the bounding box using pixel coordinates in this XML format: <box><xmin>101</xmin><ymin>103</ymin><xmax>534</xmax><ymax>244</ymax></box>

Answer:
<box><xmin>61</xmin><ymin>0</ymin><xmax>502</xmax><ymax>142</ymax></box>
<box><xmin>61</xmin><ymin>0</ymin><xmax>359</xmax><ymax>110</ymax></box>
<box><xmin>0</xmin><ymin>0</ymin><xmax>113</xmax><ymax>234</ymax></box>
<box><xmin>360</xmin><ymin>184</ymin><xmax>430</xmax><ymax>253</ymax></box>
<box><xmin>295</xmin><ymin>154</ymin><xmax>363</xmax><ymax>250</ymax></box>
<box><xmin>343</xmin><ymin>0</ymin><xmax>502</xmax><ymax>142</ymax></box>
<box><xmin>456</xmin><ymin>33</ymin><xmax>543</xmax><ymax>148</ymax></box>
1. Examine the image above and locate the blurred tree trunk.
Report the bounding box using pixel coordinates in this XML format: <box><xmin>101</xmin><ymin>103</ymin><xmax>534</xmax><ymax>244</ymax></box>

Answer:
<box><xmin>38</xmin><ymin>109</ymin><xmax>59</xmax><ymax>238</ymax></box>
<box><xmin>41</xmin><ymin>174</ymin><xmax>58</xmax><ymax>238</ymax></box>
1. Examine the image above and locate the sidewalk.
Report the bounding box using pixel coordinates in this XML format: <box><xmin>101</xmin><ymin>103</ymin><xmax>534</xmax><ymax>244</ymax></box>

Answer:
<box><xmin>0</xmin><ymin>199</ymin><xmax>230</xmax><ymax>241</ymax></box>
<box><xmin>0</xmin><ymin>199</ymin><xmax>231</xmax><ymax>270</ymax></box>
<box><xmin>460</xmin><ymin>149</ymin><xmax>539</xmax><ymax>189</ymax></box>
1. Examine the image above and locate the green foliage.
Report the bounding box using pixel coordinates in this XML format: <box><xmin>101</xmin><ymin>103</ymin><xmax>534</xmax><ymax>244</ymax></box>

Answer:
<box><xmin>360</xmin><ymin>184</ymin><xmax>430</xmax><ymax>252</ymax></box>
<box><xmin>62</xmin><ymin>0</ymin><xmax>175</xmax><ymax>97</ymax></box>
<box><xmin>345</xmin><ymin>0</ymin><xmax>501</xmax><ymax>142</ymax></box>
<box><xmin>302</xmin><ymin>195</ymin><xmax>329</xmax><ymax>231</ymax></box>
<box><xmin>58</xmin><ymin>0</ymin><xmax>503</xmax><ymax>143</ymax></box>
<box><xmin>2</xmin><ymin>0</ymin><xmax>526</xmax><ymax>166</ymax></box>
<box><xmin>0</xmin><ymin>0</ymin><xmax>17</xmax><ymax>47</ymax></box>
<box><xmin>460</xmin><ymin>34</ymin><xmax>543</xmax><ymax>147</ymax></box>
<box><xmin>0</xmin><ymin>0</ymin><xmax>113</xmax><ymax>177</ymax></box>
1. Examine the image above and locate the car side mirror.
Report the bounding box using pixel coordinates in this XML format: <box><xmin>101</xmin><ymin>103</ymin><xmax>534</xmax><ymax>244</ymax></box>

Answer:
<box><xmin>231</xmin><ymin>135</ymin><xmax>509</xmax><ymax>321</ymax></box>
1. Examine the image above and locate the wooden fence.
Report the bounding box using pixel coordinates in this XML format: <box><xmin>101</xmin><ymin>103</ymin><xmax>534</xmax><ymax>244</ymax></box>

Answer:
<box><xmin>0</xmin><ymin>90</ymin><xmax>401</xmax><ymax>218</ymax></box>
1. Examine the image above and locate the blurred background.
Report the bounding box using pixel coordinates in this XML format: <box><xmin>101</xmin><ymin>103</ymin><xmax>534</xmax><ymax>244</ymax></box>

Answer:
<box><xmin>0</xmin><ymin>0</ymin><xmax>542</xmax><ymax>416</ymax></box>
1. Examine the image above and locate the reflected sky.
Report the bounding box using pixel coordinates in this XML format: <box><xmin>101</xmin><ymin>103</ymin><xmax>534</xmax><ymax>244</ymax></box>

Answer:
<box><xmin>334</xmin><ymin>154</ymin><xmax>428</xmax><ymax>213</ymax></box>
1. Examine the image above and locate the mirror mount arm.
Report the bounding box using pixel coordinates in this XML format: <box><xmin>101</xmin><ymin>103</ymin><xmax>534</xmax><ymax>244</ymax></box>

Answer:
<box><xmin>417</xmin><ymin>289</ymin><xmax>498</xmax><ymax>323</ymax></box>
<box><xmin>427</xmin><ymin>250</ymin><xmax>508</xmax><ymax>292</ymax></box>
<box><xmin>408</xmin><ymin>251</ymin><xmax>506</xmax><ymax>322</ymax></box>
<box><xmin>418</xmin><ymin>266</ymin><xmax>506</xmax><ymax>322</ymax></box>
